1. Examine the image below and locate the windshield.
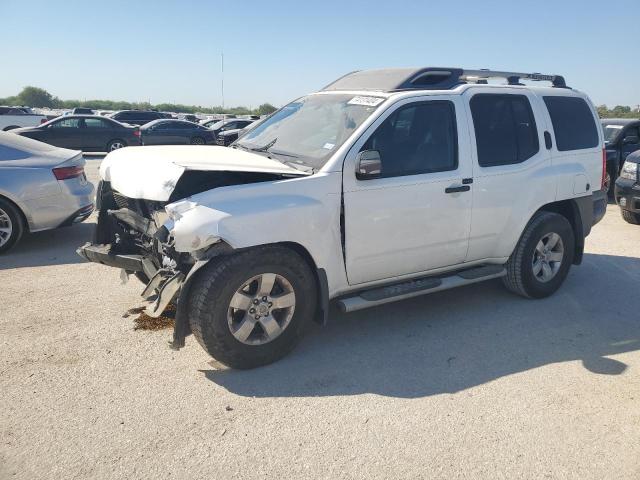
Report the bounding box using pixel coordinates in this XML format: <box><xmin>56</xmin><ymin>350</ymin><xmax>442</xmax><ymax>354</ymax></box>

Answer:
<box><xmin>236</xmin><ymin>93</ymin><xmax>384</xmax><ymax>170</ymax></box>
<box><xmin>602</xmin><ymin>124</ymin><xmax>624</xmax><ymax>143</ymax></box>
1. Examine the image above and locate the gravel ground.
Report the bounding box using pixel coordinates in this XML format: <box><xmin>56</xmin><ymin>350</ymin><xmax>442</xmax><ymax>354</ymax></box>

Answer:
<box><xmin>1</xmin><ymin>158</ymin><xmax>639</xmax><ymax>479</ymax></box>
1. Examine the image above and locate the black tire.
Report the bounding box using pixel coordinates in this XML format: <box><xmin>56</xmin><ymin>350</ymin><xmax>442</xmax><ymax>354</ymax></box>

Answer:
<box><xmin>604</xmin><ymin>164</ymin><xmax>617</xmax><ymax>197</ymax></box>
<box><xmin>0</xmin><ymin>197</ymin><xmax>26</xmax><ymax>254</ymax></box>
<box><xmin>106</xmin><ymin>139</ymin><xmax>127</xmax><ymax>152</ymax></box>
<box><xmin>190</xmin><ymin>136</ymin><xmax>205</xmax><ymax>145</ymax></box>
<box><xmin>188</xmin><ymin>245</ymin><xmax>317</xmax><ymax>369</ymax></box>
<box><xmin>621</xmin><ymin>209</ymin><xmax>640</xmax><ymax>225</ymax></box>
<box><xmin>502</xmin><ymin>211</ymin><xmax>575</xmax><ymax>299</ymax></box>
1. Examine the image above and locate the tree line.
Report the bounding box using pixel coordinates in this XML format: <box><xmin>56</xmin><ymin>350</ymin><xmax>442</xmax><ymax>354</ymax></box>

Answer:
<box><xmin>1</xmin><ymin>86</ymin><xmax>638</xmax><ymax>119</ymax></box>
<box><xmin>0</xmin><ymin>86</ymin><xmax>278</xmax><ymax>116</ymax></box>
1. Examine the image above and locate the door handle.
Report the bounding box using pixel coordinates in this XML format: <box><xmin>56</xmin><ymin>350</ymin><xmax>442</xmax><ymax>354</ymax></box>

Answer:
<box><xmin>445</xmin><ymin>185</ymin><xmax>471</xmax><ymax>194</ymax></box>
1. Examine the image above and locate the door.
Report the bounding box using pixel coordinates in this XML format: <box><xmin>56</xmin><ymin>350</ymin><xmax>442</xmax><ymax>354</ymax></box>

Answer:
<box><xmin>143</xmin><ymin>121</ymin><xmax>173</xmax><ymax>145</ymax></box>
<box><xmin>621</xmin><ymin>125</ymin><xmax>640</xmax><ymax>162</ymax></box>
<box><xmin>343</xmin><ymin>97</ymin><xmax>472</xmax><ymax>285</ymax></box>
<box><xmin>45</xmin><ymin>117</ymin><xmax>84</xmax><ymax>148</ymax></box>
<box><xmin>82</xmin><ymin>117</ymin><xmax>112</xmax><ymax>151</ymax></box>
<box><xmin>463</xmin><ymin>90</ymin><xmax>553</xmax><ymax>261</ymax></box>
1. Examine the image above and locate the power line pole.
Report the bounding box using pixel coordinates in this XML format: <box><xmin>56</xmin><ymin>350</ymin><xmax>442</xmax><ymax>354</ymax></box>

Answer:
<box><xmin>221</xmin><ymin>52</ymin><xmax>225</xmax><ymax>114</ymax></box>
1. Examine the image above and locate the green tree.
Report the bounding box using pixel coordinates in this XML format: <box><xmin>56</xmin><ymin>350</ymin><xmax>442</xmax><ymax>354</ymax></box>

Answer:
<box><xmin>17</xmin><ymin>86</ymin><xmax>55</xmax><ymax>108</ymax></box>
<box><xmin>256</xmin><ymin>103</ymin><xmax>277</xmax><ymax>115</ymax></box>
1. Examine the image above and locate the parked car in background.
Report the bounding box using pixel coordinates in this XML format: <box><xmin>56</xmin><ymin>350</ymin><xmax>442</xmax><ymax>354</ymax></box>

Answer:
<box><xmin>614</xmin><ymin>149</ymin><xmax>640</xmax><ymax>224</ymax></box>
<box><xmin>0</xmin><ymin>106</ymin><xmax>47</xmax><ymax>131</ymax></box>
<box><xmin>207</xmin><ymin>118</ymin><xmax>255</xmax><ymax>138</ymax></box>
<box><xmin>11</xmin><ymin>115</ymin><xmax>141</xmax><ymax>152</ymax></box>
<box><xmin>0</xmin><ymin>132</ymin><xmax>94</xmax><ymax>253</ymax></box>
<box><xmin>216</xmin><ymin>122</ymin><xmax>256</xmax><ymax>146</ymax></box>
<box><xmin>140</xmin><ymin>119</ymin><xmax>216</xmax><ymax>145</ymax></box>
<box><xmin>108</xmin><ymin>110</ymin><xmax>165</xmax><ymax>126</ymax></box>
<box><xmin>602</xmin><ymin>118</ymin><xmax>640</xmax><ymax>194</ymax></box>
<box><xmin>179</xmin><ymin>114</ymin><xmax>198</xmax><ymax>123</ymax></box>
<box><xmin>72</xmin><ymin>107</ymin><xmax>94</xmax><ymax>115</ymax></box>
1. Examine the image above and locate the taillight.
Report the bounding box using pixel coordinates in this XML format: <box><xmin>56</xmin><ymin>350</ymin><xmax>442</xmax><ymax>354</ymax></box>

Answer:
<box><xmin>601</xmin><ymin>148</ymin><xmax>607</xmax><ymax>190</ymax></box>
<box><xmin>133</xmin><ymin>129</ymin><xmax>141</xmax><ymax>138</ymax></box>
<box><xmin>53</xmin><ymin>165</ymin><xmax>84</xmax><ymax>180</ymax></box>
<box><xmin>40</xmin><ymin>118</ymin><xmax>48</xmax><ymax>124</ymax></box>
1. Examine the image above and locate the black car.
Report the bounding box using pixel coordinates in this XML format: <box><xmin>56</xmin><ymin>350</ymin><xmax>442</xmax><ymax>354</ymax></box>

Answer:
<box><xmin>12</xmin><ymin>115</ymin><xmax>141</xmax><ymax>152</ymax></box>
<box><xmin>109</xmin><ymin>110</ymin><xmax>165</xmax><ymax>126</ymax></box>
<box><xmin>72</xmin><ymin>107</ymin><xmax>94</xmax><ymax>115</ymax></box>
<box><xmin>216</xmin><ymin>128</ymin><xmax>243</xmax><ymax>146</ymax></box>
<box><xmin>614</xmin><ymin>149</ymin><xmax>640</xmax><ymax>225</ymax></box>
<box><xmin>205</xmin><ymin>118</ymin><xmax>255</xmax><ymax>138</ymax></box>
<box><xmin>140</xmin><ymin>119</ymin><xmax>216</xmax><ymax>145</ymax></box>
<box><xmin>602</xmin><ymin>118</ymin><xmax>640</xmax><ymax>193</ymax></box>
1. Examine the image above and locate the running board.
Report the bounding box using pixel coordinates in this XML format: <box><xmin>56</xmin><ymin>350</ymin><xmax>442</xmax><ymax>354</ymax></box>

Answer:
<box><xmin>337</xmin><ymin>265</ymin><xmax>506</xmax><ymax>313</ymax></box>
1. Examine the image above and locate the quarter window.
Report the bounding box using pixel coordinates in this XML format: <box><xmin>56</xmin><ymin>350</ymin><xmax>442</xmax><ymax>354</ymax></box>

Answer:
<box><xmin>470</xmin><ymin>94</ymin><xmax>539</xmax><ymax>167</ymax></box>
<box><xmin>543</xmin><ymin>96</ymin><xmax>599</xmax><ymax>151</ymax></box>
<box><xmin>361</xmin><ymin>101</ymin><xmax>458</xmax><ymax>178</ymax></box>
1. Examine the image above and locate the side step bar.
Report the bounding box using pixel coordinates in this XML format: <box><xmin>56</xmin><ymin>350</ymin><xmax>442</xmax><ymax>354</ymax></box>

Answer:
<box><xmin>338</xmin><ymin>265</ymin><xmax>506</xmax><ymax>313</ymax></box>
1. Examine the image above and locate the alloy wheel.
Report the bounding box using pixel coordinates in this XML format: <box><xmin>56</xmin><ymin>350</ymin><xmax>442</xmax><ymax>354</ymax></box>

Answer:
<box><xmin>532</xmin><ymin>232</ymin><xmax>564</xmax><ymax>283</ymax></box>
<box><xmin>227</xmin><ymin>273</ymin><xmax>296</xmax><ymax>345</ymax></box>
<box><xmin>0</xmin><ymin>207</ymin><xmax>13</xmax><ymax>248</ymax></box>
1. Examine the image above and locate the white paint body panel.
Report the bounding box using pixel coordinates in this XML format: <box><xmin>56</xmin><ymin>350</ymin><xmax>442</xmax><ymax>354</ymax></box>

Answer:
<box><xmin>98</xmin><ymin>84</ymin><xmax>603</xmax><ymax>299</ymax></box>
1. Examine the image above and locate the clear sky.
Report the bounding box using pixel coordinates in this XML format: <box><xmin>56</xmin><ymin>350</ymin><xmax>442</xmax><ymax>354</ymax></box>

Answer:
<box><xmin>1</xmin><ymin>0</ymin><xmax>638</xmax><ymax>109</ymax></box>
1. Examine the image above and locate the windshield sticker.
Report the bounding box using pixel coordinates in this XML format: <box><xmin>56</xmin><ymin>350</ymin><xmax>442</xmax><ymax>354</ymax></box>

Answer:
<box><xmin>348</xmin><ymin>96</ymin><xmax>385</xmax><ymax>107</ymax></box>
<box><xmin>322</xmin><ymin>143</ymin><xmax>335</xmax><ymax>150</ymax></box>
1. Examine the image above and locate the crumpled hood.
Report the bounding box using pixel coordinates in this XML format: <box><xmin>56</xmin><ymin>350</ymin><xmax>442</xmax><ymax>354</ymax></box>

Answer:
<box><xmin>99</xmin><ymin>145</ymin><xmax>305</xmax><ymax>201</ymax></box>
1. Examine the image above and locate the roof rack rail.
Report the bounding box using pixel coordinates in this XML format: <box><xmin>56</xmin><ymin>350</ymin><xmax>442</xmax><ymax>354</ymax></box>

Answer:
<box><xmin>460</xmin><ymin>69</ymin><xmax>567</xmax><ymax>88</ymax></box>
<box><xmin>321</xmin><ymin>67</ymin><xmax>569</xmax><ymax>92</ymax></box>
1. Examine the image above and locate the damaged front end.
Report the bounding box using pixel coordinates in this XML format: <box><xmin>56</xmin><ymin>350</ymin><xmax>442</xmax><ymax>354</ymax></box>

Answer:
<box><xmin>77</xmin><ymin>180</ymin><xmax>191</xmax><ymax>325</ymax></box>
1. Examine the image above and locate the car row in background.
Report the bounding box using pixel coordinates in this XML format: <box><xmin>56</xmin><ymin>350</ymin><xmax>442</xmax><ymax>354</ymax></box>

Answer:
<box><xmin>614</xmin><ymin>149</ymin><xmax>640</xmax><ymax>225</ymax></box>
<box><xmin>0</xmin><ymin>132</ymin><xmax>94</xmax><ymax>253</ymax></box>
<box><xmin>602</xmin><ymin>118</ymin><xmax>640</xmax><ymax>193</ymax></box>
<box><xmin>11</xmin><ymin>115</ymin><xmax>141</xmax><ymax>152</ymax></box>
<box><xmin>140</xmin><ymin>119</ymin><xmax>216</xmax><ymax>145</ymax></box>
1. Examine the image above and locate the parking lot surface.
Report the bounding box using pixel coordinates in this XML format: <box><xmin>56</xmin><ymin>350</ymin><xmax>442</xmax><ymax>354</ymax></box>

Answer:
<box><xmin>1</xmin><ymin>159</ymin><xmax>639</xmax><ymax>479</ymax></box>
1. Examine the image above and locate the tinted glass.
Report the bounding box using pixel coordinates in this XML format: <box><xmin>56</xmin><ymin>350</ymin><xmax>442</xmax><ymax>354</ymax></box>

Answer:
<box><xmin>623</xmin><ymin>126</ymin><xmax>640</xmax><ymax>143</ymax></box>
<box><xmin>51</xmin><ymin>118</ymin><xmax>82</xmax><ymax>128</ymax></box>
<box><xmin>543</xmin><ymin>96</ymin><xmax>598</xmax><ymax>151</ymax></box>
<box><xmin>361</xmin><ymin>101</ymin><xmax>458</xmax><ymax>178</ymax></box>
<box><xmin>471</xmin><ymin>94</ymin><xmax>539</xmax><ymax>167</ymax></box>
<box><xmin>84</xmin><ymin>118</ymin><xmax>108</xmax><ymax>128</ymax></box>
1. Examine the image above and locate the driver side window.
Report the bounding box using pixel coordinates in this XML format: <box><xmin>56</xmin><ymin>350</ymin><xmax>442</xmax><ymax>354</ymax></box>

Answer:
<box><xmin>361</xmin><ymin>101</ymin><xmax>458</xmax><ymax>178</ymax></box>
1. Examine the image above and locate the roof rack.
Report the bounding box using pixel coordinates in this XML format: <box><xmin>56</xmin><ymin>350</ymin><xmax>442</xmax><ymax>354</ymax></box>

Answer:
<box><xmin>321</xmin><ymin>67</ymin><xmax>568</xmax><ymax>92</ymax></box>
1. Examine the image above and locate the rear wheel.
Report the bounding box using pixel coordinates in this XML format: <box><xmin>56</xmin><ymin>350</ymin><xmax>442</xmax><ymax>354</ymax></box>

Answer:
<box><xmin>190</xmin><ymin>136</ymin><xmax>205</xmax><ymax>145</ymax></box>
<box><xmin>502</xmin><ymin>211</ymin><xmax>575</xmax><ymax>299</ymax></box>
<box><xmin>188</xmin><ymin>245</ymin><xmax>317</xmax><ymax>369</ymax></box>
<box><xmin>107</xmin><ymin>139</ymin><xmax>127</xmax><ymax>152</ymax></box>
<box><xmin>621</xmin><ymin>209</ymin><xmax>640</xmax><ymax>225</ymax></box>
<box><xmin>0</xmin><ymin>198</ymin><xmax>25</xmax><ymax>254</ymax></box>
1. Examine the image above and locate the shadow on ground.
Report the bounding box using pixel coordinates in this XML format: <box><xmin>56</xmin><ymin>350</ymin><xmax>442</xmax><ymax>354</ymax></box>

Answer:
<box><xmin>0</xmin><ymin>221</ymin><xmax>94</xmax><ymax>270</ymax></box>
<box><xmin>202</xmin><ymin>253</ymin><xmax>640</xmax><ymax>398</ymax></box>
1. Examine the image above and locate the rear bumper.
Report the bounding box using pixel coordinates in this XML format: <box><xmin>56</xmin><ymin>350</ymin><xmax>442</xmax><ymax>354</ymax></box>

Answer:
<box><xmin>614</xmin><ymin>178</ymin><xmax>640</xmax><ymax>213</ymax></box>
<box><xmin>59</xmin><ymin>203</ymin><xmax>94</xmax><ymax>227</ymax></box>
<box><xmin>591</xmin><ymin>189</ymin><xmax>607</xmax><ymax>226</ymax></box>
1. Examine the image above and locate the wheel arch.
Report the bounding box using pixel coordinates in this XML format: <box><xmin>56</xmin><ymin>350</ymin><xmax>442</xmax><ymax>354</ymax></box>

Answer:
<box><xmin>0</xmin><ymin>192</ymin><xmax>30</xmax><ymax>232</ymax></box>
<box><xmin>536</xmin><ymin>198</ymin><xmax>586</xmax><ymax>265</ymax></box>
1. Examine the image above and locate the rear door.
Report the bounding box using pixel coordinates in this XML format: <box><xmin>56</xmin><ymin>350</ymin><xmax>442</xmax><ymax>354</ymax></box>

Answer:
<box><xmin>82</xmin><ymin>117</ymin><xmax>113</xmax><ymax>151</ymax></box>
<box><xmin>464</xmin><ymin>89</ymin><xmax>552</xmax><ymax>262</ymax></box>
<box><xmin>46</xmin><ymin>117</ymin><xmax>84</xmax><ymax>149</ymax></box>
<box><xmin>342</xmin><ymin>96</ymin><xmax>473</xmax><ymax>285</ymax></box>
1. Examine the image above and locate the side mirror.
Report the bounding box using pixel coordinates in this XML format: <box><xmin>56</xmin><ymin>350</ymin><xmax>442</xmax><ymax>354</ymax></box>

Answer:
<box><xmin>356</xmin><ymin>150</ymin><xmax>382</xmax><ymax>180</ymax></box>
<box><xmin>623</xmin><ymin>136</ymin><xmax>639</xmax><ymax>145</ymax></box>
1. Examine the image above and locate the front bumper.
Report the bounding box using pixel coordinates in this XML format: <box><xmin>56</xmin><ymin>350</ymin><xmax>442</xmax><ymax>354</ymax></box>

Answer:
<box><xmin>614</xmin><ymin>178</ymin><xmax>640</xmax><ymax>213</ymax></box>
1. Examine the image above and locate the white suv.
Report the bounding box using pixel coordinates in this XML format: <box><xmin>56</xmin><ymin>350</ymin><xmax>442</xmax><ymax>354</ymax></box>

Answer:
<box><xmin>79</xmin><ymin>67</ymin><xmax>607</xmax><ymax>369</ymax></box>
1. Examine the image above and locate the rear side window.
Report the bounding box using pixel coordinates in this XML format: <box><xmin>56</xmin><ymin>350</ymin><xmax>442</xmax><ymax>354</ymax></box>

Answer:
<box><xmin>470</xmin><ymin>94</ymin><xmax>539</xmax><ymax>167</ymax></box>
<box><xmin>543</xmin><ymin>96</ymin><xmax>598</xmax><ymax>151</ymax></box>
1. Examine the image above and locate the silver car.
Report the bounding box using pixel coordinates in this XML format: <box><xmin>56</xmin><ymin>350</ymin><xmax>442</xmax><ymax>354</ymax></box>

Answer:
<box><xmin>0</xmin><ymin>132</ymin><xmax>94</xmax><ymax>253</ymax></box>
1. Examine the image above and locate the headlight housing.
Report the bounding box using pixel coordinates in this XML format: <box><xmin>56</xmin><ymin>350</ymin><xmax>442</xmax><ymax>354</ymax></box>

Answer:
<box><xmin>165</xmin><ymin>199</ymin><xmax>197</xmax><ymax>221</ymax></box>
<box><xmin>620</xmin><ymin>161</ymin><xmax>638</xmax><ymax>181</ymax></box>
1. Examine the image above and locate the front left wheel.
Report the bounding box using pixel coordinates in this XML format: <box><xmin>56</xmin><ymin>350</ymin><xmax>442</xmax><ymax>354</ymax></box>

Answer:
<box><xmin>188</xmin><ymin>246</ymin><xmax>317</xmax><ymax>369</ymax></box>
